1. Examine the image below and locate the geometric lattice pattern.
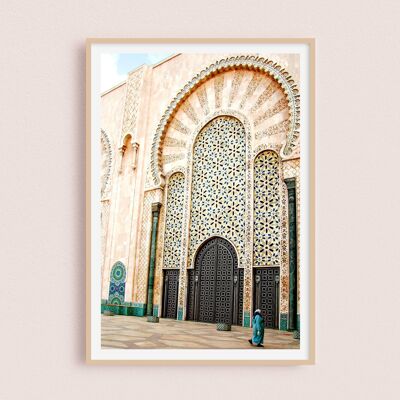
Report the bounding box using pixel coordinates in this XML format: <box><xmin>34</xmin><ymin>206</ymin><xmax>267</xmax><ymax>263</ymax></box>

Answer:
<box><xmin>189</xmin><ymin>116</ymin><xmax>246</xmax><ymax>267</ymax></box>
<box><xmin>280</xmin><ymin>183</ymin><xmax>289</xmax><ymax>314</ymax></box>
<box><xmin>253</xmin><ymin>267</ymin><xmax>280</xmax><ymax>328</ymax></box>
<box><xmin>283</xmin><ymin>159</ymin><xmax>301</xmax><ymax>307</ymax></box>
<box><xmin>254</xmin><ymin>151</ymin><xmax>281</xmax><ymax>266</ymax></box>
<box><xmin>198</xmin><ymin>240</ymin><xmax>217</xmax><ymax>323</ymax></box>
<box><xmin>189</xmin><ymin>237</ymin><xmax>239</xmax><ymax>325</ymax></box>
<box><xmin>162</xmin><ymin>269</ymin><xmax>180</xmax><ymax>318</ymax></box>
<box><xmin>108</xmin><ymin>261</ymin><xmax>126</xmax><ymax>305</ymax></box>
<box><xmin>163</xmin><ymin>173</ymin><xmax>185</xmax><ymax>269</ymax></box>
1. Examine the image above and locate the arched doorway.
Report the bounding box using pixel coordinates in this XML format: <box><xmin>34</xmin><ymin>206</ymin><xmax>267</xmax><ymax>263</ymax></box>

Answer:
<box><xmin>187</xmin><ymin>237</ymin><xmax>243</xmax><ymax>325</ymax></box>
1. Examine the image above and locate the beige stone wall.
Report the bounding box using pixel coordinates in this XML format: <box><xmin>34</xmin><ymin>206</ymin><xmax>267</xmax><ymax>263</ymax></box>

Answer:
<box><xmin>101</xmin><ymin>53</ymin><xmax>301</xmax><ymax>327</ymax></box>
<box><xmin>101</xmin><ymin>83</ymin><xmax>126</xmax><ymax>141</ymax></box>
<box><xmin>100</xmin><ymin>83</ymin><xmax>126</xmax><ymax>299</ymax></box>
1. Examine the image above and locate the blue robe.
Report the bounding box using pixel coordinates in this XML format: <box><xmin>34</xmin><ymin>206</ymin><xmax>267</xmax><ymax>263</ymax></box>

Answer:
<box><xmin>252</xmin><ymin>314</ymin><xmax>265</xmax><ymax>345</ymax></box>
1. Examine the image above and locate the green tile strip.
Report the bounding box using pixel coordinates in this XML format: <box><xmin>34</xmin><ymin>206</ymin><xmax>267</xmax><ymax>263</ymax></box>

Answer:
<box><xmin>285</xmin><ymin>178</ymin><xmax>298</xmax><ymax>331</ymax></box>
<box><xmin>279</xmin><ymin>313</ymin><xmax>288</xmax><ymax>331</ymax></box>
<box><xmin>177</xmin><ymin>307</ymin><xmax>183</xmax><ymax>321</ymax></box>
<box><xmin>153</xmin><ymin>305</ymin><xmax>159</xmax><ymax>317</ymax></box>
<box><xmin>297</xmin><ymin>314</ymin><xmax>300</xmax><ymax>331</ymax></box>
<box><xmin>101</xmin><ymin>303</ymin><xmax>147</xmax><ymax>316</ymax></box>
<box><xmin>146</xmin><ymin>203</ymin><xmax>162</xmax><ymax>317</ymax></box>
<box><xmin>243</xmin><ymin>311</ymin><xmax>251</xmax><ymax>327</ymax></box>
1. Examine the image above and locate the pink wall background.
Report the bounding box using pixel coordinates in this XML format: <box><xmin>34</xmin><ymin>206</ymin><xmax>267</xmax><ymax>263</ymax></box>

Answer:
<box><xmin>1</xmin><ymin>1</ymin><xmax>399</xmax><ymax>399</ymax></box>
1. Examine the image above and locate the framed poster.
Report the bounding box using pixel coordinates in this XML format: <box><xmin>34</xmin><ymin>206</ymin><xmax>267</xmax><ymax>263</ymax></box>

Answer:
<box><xmin>86</xmin><ymin>38</ymin><xmax>315</xmax><ymax>364</ymax></box>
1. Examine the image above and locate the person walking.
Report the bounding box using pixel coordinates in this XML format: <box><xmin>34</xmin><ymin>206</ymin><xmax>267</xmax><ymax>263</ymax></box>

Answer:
<box><xmin>248</xmin><ymin>309</ymin><xmax>265</xmax><ymax>347</ymax></box>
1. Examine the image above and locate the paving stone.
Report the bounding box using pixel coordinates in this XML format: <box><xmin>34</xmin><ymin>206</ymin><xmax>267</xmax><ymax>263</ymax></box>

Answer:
<box><xmin>102</xmin><ymin>315</ymin><xmax>299</xmax><ymax>350</ymax></box>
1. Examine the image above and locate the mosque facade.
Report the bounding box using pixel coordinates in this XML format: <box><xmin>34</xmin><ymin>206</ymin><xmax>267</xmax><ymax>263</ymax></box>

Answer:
<box><xmin>100</xmin><ymin>53</ymin><xmax>301</xmax><ymax>331</ymax></box>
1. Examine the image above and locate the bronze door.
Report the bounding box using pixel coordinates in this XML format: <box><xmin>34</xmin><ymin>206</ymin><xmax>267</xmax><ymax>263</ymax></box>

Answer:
<box><xmin>187</xmin><ymin>237</ymin><xmax>242</xmax><ymax>325</ymax></box>
<box><xmin>253</xmin><ymin>267</ymin><xmax>280</xmax><ymax>329</ymax></box>
<box><xmin>162</xmin><ymin>269</ymin><xmax>179</xmax><ymax>319</ymax></box>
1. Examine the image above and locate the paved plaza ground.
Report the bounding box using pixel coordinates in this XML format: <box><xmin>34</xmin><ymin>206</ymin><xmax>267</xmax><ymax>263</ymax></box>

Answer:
<box><xmin>101</xmin><ymin>315</ymin><xmax>300</xmax><ymax>349</ymax></box>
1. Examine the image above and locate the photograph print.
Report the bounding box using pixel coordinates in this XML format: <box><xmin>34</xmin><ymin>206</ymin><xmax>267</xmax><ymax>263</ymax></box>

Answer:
<box><xmin>87</xmin><ymin>39</ymin><xmax>314</xmax><ymax>363</ymax></box>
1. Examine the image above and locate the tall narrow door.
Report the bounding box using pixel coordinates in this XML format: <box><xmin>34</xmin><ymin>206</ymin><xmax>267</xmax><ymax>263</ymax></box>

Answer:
<box><xmin>253</xmin><ymin>267</ymin><xmax>280</xmax><ymax>329</ymax></box>
<box><xmin>162</xmin><ymin>269</ymin><xmax>179</xmax><ymax>319</ymax></box>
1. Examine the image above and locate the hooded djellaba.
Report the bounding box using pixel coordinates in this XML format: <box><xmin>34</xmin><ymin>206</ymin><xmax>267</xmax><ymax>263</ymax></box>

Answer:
<box><xmin>248</xmin><ymin>309</ymin><xmax>265</xmax><ymax>347</ymax></box>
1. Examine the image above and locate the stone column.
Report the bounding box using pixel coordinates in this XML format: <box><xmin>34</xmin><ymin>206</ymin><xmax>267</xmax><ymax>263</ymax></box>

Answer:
<box><xmin>118</xmin><ymin>145</ymin><xmax>126</xmax><ymax>174</ymax></box>
<box><xmin>285</xmin><ymin>178</ymin><xmax>298</xmax><ymax>331</ymax></box>
<box><xmin>146</xmin><ymin>202</ymin><xmax>162</xmax><ymax>322</ymax></box>
<box><xmin>131</xmin><ymin>141</ymin><xmax>139</xmax><ymax>171</ymax></box>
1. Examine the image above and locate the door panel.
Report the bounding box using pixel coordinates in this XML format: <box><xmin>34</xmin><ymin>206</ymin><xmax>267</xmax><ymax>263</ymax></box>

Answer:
<box><xmin>187</xmin><ymin>237</ymin><xmax>242</xmax><ymax>325</ymax></box>
<box><xmin>162</xmin><ymin>269</ymin><xmax>179</xmax><ymax>319</ymax></box>
<box><xmin>198</xmin><ymin>241</ymin><xmax>217</xmax><ymax>323</ymax></box>
<box><xmin>253</xmin><ymin>267</ymin><xmax>280</xmax><ymax>329</ymax></box>
<box><xmin>214</xmin><ymin>242</ymin><xmax>233</xmax><ymax>324</ymax></box>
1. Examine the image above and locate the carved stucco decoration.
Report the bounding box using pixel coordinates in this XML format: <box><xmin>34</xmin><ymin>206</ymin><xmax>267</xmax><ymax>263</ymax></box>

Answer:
<box><xmin>100</xmin><ymin>129</ymin><xmax>114</xmax><ymax>199</ymax></box>
<box><xmin>253</xmin><ymin>150</ymin><xmax>281</xmax><ymax>267</ymax></box>
<box><xmin>151</xmin><ymin>55</ymin><xmax>300</xmax><ymax>186</ymax></box>
<box><xmin>162</xmin><ymin>172</ymin><xmax>185</xmax><ymax>269</ymax></box>
<box><xmin>174</xmin><ymin>110</ymin><xmax>254</xmax><ymax>317</ymax></box>
<box><xmin>121</xmin><ymin>67</ymin><xmax>145</xmax><ymax>140</ymax></box>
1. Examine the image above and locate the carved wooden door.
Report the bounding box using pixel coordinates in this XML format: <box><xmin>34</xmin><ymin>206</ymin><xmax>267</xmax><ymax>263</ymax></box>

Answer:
<box><xmin>162</xmin><ymin>269</ymin><xmax>179</xmax><ymax>319</ymax></box>
<box><xmin>253</xmin><ymin>267</ymin><xmax>280</xmax><ymax>329</ymax></box>
<box><xmin>188</xmin><ymin>237</ymin><xmax>242</xmax><ymax>324</ymax></box>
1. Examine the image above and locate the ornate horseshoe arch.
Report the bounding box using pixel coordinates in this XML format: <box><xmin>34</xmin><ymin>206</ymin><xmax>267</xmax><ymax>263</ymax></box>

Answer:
<box><xmin>151</xmin><ymin>55</ymin><xmax>300</xmax><ymax>187</ymax></box>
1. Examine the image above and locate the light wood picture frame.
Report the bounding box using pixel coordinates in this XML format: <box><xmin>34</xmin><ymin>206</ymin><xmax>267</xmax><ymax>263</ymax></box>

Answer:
<box><xmin>86</xmin><ymin>38</ymin><xmax>315</xmax><ymax>365</ymax></box>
